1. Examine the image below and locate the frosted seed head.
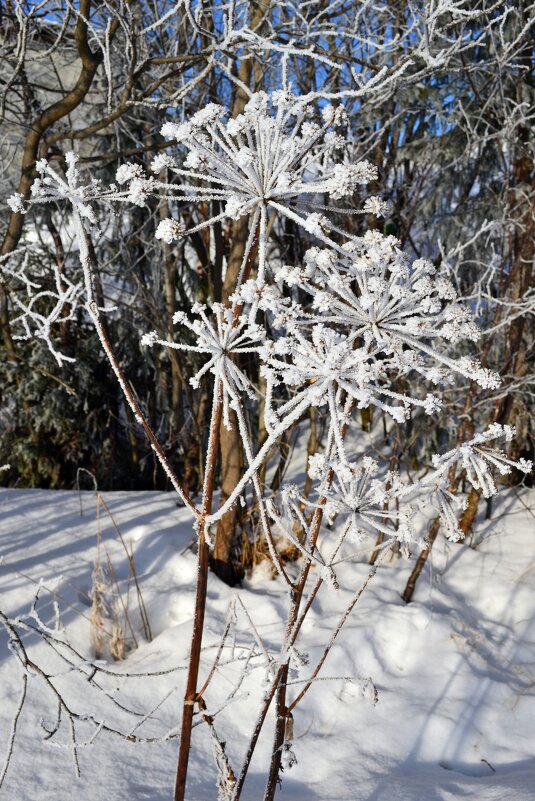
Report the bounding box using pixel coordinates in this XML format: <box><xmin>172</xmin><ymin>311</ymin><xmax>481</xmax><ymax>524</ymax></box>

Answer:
<box><xmin>363</xmin><ymin>196</ymin><xmax>390</xmax><ymax>217</ymax></box>
<box><xmin>115</xmin><ymin>163</ymin><xmax>144</xmax><ymax>185</ymax></box>
<box><xmin>155</xmin><ymin>218</ymin><xmax>186</xmax><ymax>243</ymax></box>
<box><xmin>141</xmin><ymin>331</ymin><xmax>159</xmax><ymax>347</ymax></box>
<box><xmin>7</xmin><ymin>193</ymin><xmax>26</xmax><ymax>214</ymax></box>
<box><xmin>150</xmin><ymin>153</ymin><xmax>175</xmax><ymax>173</ymax></box>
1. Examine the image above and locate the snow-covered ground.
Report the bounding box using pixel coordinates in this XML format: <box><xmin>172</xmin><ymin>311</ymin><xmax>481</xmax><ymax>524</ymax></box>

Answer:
<box><xmin>1</xmin><ymin>486</ymin><xmax>534</xmax><ymax>800</ymax></box>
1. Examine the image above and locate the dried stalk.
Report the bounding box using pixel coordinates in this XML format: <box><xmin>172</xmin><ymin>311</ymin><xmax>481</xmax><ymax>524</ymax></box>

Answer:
<box><xmin>174</xmin><ymin>380</ymin><xmax>223</xmax><ymax>801</ymax></box>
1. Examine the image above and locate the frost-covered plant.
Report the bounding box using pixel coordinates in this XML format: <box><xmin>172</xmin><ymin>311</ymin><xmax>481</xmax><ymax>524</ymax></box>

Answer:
<box><xmin>0</xmin><ymin>247</ymin><xmax>82</xmax><ymax>366</ymax></box>
<box><xmin>142</xmin><ymin>302</ymin><xmax>264</xmax><ymax>431</ymax></box>
<box><xmin>11</xmin><ymin>91</ymin><xmax>532</xmax><ymax>801</ymax></box>
<box><xmin>431</xmin><ymin>424</ymin><xmax>533</xmax><ymax>498</ymax></box>
<box><xmin>117</xmin><ymin>91</ymin><xmax>377</xmax><ymax>307</ymax></box>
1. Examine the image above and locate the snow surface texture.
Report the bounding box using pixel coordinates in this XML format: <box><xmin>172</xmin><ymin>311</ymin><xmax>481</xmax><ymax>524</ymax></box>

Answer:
<box><xmin>1</xmin><ymin>487</ymin><xmax>535</xmax><ymax>800</ymax></box>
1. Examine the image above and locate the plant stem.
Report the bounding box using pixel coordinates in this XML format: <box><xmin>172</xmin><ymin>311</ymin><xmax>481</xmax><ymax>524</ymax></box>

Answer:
<box><xmin>74</xmin><ymin>212</ymin><xmax>197</xmax><ymax>515</ymax></box>
<box><xmin>263</xmin><ymin>665</ymin><xmax>289</xmax><ymax>801</ymax></box>
<box><xmin>174</xmin><ymin>380</ymin><xmax>223</xmax><ymax>801</ymax></box>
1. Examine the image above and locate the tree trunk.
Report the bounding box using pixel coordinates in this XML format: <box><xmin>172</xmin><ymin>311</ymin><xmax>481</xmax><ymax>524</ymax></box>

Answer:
<box><xmin>212</xmin><ymin>215</ymin><xmax>249</xmax><ymax>585</ymax></box>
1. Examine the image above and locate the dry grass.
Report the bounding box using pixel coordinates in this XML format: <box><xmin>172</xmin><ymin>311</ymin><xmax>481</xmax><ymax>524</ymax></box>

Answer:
<box><xmin>89</xmin><ymin>494</ymin><xmax>151</xmax><ymax>661</ymax></box>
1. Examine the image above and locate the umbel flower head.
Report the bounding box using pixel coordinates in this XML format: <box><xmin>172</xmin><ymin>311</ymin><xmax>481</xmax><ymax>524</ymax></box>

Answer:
<box><xmin>153</xmin><ymin>90</ymin><xmax>375</xmax><ymax>217</ymax></box>
<box><xmin>316</xmin><ymin>456</ymin><xmax>422</xmax><ymax>553</ymax></box>
<box><xmin>29</xmin><ymin>153</ymin><xmax>101</xmax><ymax>225</ymax></box>
<box><xmin>430</xmin><ymin>424</ymin><xmax>533</xmax><ymax>498</ymax></box>
<box><xmin>260</xmin><ymin>322</ymin><xmax>438</xmax><ymax>426</ymax></box>
<box><xmin>114</xmin><ymin>90</ymin><xmax>379</xmax><ymax>289</ymax></box>
<box><xmin>141</xmin><ymin>302</ymin><xmax>264</xmax><ymax>430</ymax></box>
<box><xmin>267</xmin><ymin>455</ymin><xmax>424</xmax><ymax>580</ymax></box>
<box><xmin>266</xmin><ymin>232</ymin><xmax>501</xmax><ymax>422</ymax></box>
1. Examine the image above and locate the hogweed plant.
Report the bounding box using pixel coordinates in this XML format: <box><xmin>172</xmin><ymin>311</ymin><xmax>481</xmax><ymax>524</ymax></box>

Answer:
<box><xmin>5</xmin><ymin>91</ymin><xmax>532</xmax><ymax>801</ymax></box>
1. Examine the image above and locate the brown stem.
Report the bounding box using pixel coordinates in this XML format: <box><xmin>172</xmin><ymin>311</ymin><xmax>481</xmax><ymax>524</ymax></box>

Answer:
<box><xmin>263</xmin><ymin>665</ymin><xmax>289</xmax><ymax>801</ymax></box>
<box><xmin>74</xmin><ymin>215</ymin><xmax>196</xmax><ymax>514</ymax></box>
<box><xmin>232</xmin><ymin>419</ymin><xmax>349</xmax><ymax>800</ymax></box>
<box><xmin>174</xmin><ymin>381</ymin><xmax>223</xmax><ymax>801</ymax></box>
<box><xmin>262</xmin><ymin>524</ymin><xmax>386</xmax><ymax>801</ymax></box>
<box><xmin>458</xmin><ymin>485</ymin><xmax>482</xmax><ymax>539</ymax></box>
<box><xmin>88</xmin><ymin>304</ymin><xmax>196</xmax><ymax>513</ymax></box>
<box><xmin>287</xmin><ymin>555</ymin><xmax>387</xmax><ymax>715</ymax></box>
<box><xmin>260</xmin><ymin>438</ymin><xmax>341</xmax><ymax>800</ymax></box>
<box><xmin>231</xmin><ymin>501</ymin><xmax>328</xmax><ymax>801</ymax></box>
<box><xmin>402</xmin><ymin>516</ymin><xmax>441</xmax><ymax>604</ymax></box>
<box><xmin>259</xmin><ymin>401</ymin><xmax>357</xmax><ymax>799</ymax></box>
<box><xmin>231</xmin><ymin>660</ymin><xmax>288</xmax><ymax>801</ymax></box>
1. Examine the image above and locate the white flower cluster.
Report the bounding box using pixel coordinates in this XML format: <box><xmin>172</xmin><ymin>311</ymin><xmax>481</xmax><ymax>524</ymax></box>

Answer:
<box><xmin>7</xmin><ymin>193</ymin><xmax>26</xmax><ymax>214</ymax></box>
<box><xmin>114</xmin><ymin>162</ymin><xmax>156</xmax><ymax>207</ymax></box>
<box><xmin>327</xmin><ymin>162</ymin><xmax>378</xmax><ymax>200</ymax></box>
<box><xmin>323</xmin><ymin>457</ymin><xmax>421</xmax><ymax>551</ymax></box>
<box><xmin>266</xmin><ymin>455</ymin><xmax>422</xmax><ymax>578</ymax></box>
<box><xmin>115</xmin><ymin>163</ymin><xmax>145</xmax><ymax>185</ymax></box>
<box><xmin>259</xmin><ymin>233</ymin><xmax>500</xmax><ymax>423</ymax></box>
<box><xmin>300</xmin><ymin>424</ymin><xmax>531</xmax><ymax>556</ymax></box>
<box><xmin>141</xmin><ymin>303</ymin><xmax>264</xmax><ymax>429</ymax></box>
<box><xmin>155</xmin><ymin>218</ymin><xmax>186</xmax><ymax>243</ymax></box>
<box><xmin>112</xmin><ymin>91</ymin><xmax>381</xmax><ymax>268</ymax></box>
<box><xmin>362</xmin><ymin>196</ymin><xmax>390</xmax><ymax>217</ymax></box>
<box><xmin>431</xmin><ymin>424</ymin><xmax>533</xmax><ymax>498</ymax></box>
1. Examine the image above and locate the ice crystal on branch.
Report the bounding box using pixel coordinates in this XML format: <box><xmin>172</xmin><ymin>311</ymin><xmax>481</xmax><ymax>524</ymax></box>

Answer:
<box><xmin>431</xmin><ymin>484</ymin><xmax>467</xmax><ymax>543</ymax></box>
<box><xmin>30</xmin><ymin>152</ymin><xmax>102</xmax><ymax>226</ymax></box>
<box><xmin>0</xmin><ymin>248</ymin><xmax>82</xmax><ymax>365</ymax></box>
